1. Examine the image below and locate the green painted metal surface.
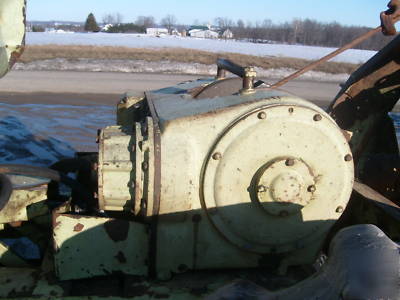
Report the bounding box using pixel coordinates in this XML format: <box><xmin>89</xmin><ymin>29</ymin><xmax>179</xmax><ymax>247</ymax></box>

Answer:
<box><xmin>53</xmin><ymin>214</ymin><xmax>149</xmax><ymax>280</ymax></box>
<box><xmin>0</xmin><ymin>0</ymin><xmax>26</xmax><ymax>78</ymax></box>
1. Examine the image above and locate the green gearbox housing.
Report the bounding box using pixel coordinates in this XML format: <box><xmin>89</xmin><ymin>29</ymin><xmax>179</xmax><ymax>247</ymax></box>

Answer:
<box><xmin>2</xmin><ymin>1</ymin><xmax>400</xmax><ymax>298</ymax></box>
<box><xmin>91</xmin><ymin>76</ymin><xmax>354</xmax><ymax>279</ymax></box>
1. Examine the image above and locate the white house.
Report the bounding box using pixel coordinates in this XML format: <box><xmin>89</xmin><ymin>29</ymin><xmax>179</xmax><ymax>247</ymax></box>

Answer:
<box><xmin>222</xmin><ymin>29</ymin><xmax>234</xmax><ymax>39</ymax></box>
<box><xmin>171</xmin><ymin>29</ymin><xmax>181</xmax><ymax>36</ymax></box>
<box><xmin>189</xmin><ymin>29</ymin><xmax>219</xmax><ymax>39</ymax></box>
<box><xmin>146</xmin><ymin>28</ymin><xmax>169</xmax><ymax>36</ymax></box>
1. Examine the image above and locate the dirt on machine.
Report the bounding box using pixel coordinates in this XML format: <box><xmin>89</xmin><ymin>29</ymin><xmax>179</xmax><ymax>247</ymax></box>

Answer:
<box><xmin>0</xmin><ymin>0</ymin><xmax>399</xmax><ymax>299</ymax></box>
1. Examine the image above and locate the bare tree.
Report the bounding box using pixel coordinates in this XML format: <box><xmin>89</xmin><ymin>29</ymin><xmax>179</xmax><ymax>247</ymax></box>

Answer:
<box><xmin>262</xmin><ymin>19</ymin><xmax>272</xmax><ymax>29</ymax></box>
<box><xmin>237</xmin><ymin>19</ymin><xmax>245</xmax><ymax>29</ymax></box>
<box><xmin>102</xmin><ymin>14</ymin><xmax>115</xmax><ymax>24</ymax></box>
<box><xmin>291</xmin><ymin>18</ymin><xmax>303</xmax><ymax>44</ymax></box>
<box><xmin>102</xmin><ymin>13</ymin><xmax>123</xmax><ymax>25</ymax></box>
<box><xmin>189</xmin><ymin>16</ymin><xmax>392</xmax><ymax>50</ymax></box>
<box><xmin>115</xmin><ymin>13</ymin><xmax>123</xmax><ymax>24</ymax></box>
<box><xmin>215</xmin><ymin>17</ymin><xmax>234</xmax><ymax>30</ymax></box>
<box><xmin>135</xmin><ymin>16</ymin><xmax>155</xmax><ymax>29</ymax></box>
<box><xmin>161</xmin><ymin>14</ymin><xmax>177</xmax><ymax>34</ymax></box>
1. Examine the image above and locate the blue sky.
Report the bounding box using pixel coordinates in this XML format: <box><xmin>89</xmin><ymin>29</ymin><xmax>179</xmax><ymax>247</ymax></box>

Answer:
<box><xmin>27</xmin><ymin>0</ymin><xmax>386</xmax><ymax>27</ymax></box>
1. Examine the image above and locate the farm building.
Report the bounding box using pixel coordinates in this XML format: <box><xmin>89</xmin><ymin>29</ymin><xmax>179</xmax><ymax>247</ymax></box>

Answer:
<box><xmin>188</xmin><ymin>28</ymin><xmax>219</xmax><ymax>39</ymax></box>
<box><xmin>146</xmin><ymin>28</ymin><xmax>169</xmax><ymax>36</ymax></box>
<box><xmin>187</xmin><ymin>25</ymin><xmax>219</xmax><ymax>39</ymax></box>
<box><xmin>171</xmin><ymin>29</ymin><xmax>182</xmax><ymax>36</ymax></box>
<box><xmin>222</xmin><ymin>29</ymin><xmax>234</xmax><ymax>39</ymax></box>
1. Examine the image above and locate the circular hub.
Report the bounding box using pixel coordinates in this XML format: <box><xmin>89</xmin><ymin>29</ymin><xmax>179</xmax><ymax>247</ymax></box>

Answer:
<box><xmin>256</xmin><ymin>158</ymin><xmax>315</xmax><ymax>216</ymax></box>
<box><xmin>200</xmin><ymin>98</ymin><xmax>354</xmax><ymax>254</ymax></box>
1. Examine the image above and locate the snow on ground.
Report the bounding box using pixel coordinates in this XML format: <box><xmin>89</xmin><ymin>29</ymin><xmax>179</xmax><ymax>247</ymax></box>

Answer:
<box><xmin>26</xmin><ymin>32</ymin><xmax>377</xmax><ymax>64</ymax></box>
<box><xmin>14</xmin><ymin>58</ymin><xmax>350</xmax><ymax>82</ymax></box>
<box><xmin>0</xmin><ymin>103</ymin><xmax>114</xmax><ymax>166</ymax></box>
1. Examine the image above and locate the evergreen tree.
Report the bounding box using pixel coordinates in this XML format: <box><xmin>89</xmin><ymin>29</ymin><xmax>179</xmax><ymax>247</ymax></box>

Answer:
<box><xmin>84</xmin><ymin>13</ymin><xmax>100</xmax><ymax>32</ymax></box>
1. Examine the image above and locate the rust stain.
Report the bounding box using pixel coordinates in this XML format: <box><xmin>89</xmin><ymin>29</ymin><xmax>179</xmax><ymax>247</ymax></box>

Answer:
<box><xmin>73</xmin><ymin>223</ymin><xmax>84</xmax><ymax>232</ymax></box>
<box><xmin>8</xmin><ymin>46</ymin><xmax>25</xmax><ymax>69</ymax></box>
<box><xmin>9</xmin><ymin>221</ymin><xmax>22</xmax><ymax>228</ymax></box>
<box><xmin>104</xmin><ymin>219</ymin><xmax>129</xmax><ymax>242</ymax></box>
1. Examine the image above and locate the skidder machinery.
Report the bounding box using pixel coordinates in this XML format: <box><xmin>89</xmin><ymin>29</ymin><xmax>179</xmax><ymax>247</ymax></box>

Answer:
<box><xmin>0</xmin><ymin>0</ymin><xmax>400</xmax><ymax>299</ymax></box>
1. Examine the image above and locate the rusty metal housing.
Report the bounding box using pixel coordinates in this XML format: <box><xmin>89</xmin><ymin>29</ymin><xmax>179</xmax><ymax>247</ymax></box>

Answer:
<box><xmin>0</xmin><ymin>1</ymin><xmax>400</xmax><ymax>298</ymax></box>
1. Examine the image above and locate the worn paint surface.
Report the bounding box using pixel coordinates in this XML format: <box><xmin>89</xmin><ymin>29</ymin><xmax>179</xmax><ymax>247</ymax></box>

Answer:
<box><xmin>0</xmin><ymin>185</ymin><xmax>48</xmax><ymax>224</ymax></box>
<box><xmin>0</xmin><ymin>0</ymin><xmax>26</xmax><ymax>78</ymax></box>
<box><xmin>98</xmin><ymin>70</ymin><xmax>353</xmax><ymax>277</ymax></box>
<box><xmin>0</xmin><ymin>268</ymin><xmax>37</xmax><ymax>298</ymax></box>
<box><xmin>201</xmin><ymin>101</ymin><xmax>353</xmax><ymax>256</ymax></box>
<box><xmin>0</xmin><ymin>3</ymin><xmax>399</xmax><ymax>296</ymax></box>
<box><xmin>53</xmin><ymin>214</ymin><xmax>148</xmax><ymax>280</ymax></box>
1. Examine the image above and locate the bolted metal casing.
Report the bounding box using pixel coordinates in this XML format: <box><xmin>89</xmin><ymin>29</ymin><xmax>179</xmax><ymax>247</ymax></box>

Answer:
<box><xmin>98</xmin><ymin>117</ymin><xmax>156</xmax><ymax>215</ymax></box>
<box><xmin>99</xmin><ymin>79</ymin><xmax>354</xmax><ymax>277</ymax></box>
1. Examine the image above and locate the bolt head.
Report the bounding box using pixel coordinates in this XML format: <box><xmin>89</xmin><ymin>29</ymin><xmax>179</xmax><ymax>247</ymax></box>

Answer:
<box><xmin>344</xmin><ymin>154</ymin><xmax>353</xmax><ymax>162</ymax></box>
<box><xmin>258</xmin><ymin>112</ymin><xmax>267</xmax><ymax>119</ymax></box>
<box><xmin>285</xmin><ymin>159</ymin><xmax>295</xmax><ymax>166</ymax></box>
<box><xmin>336</xmin><ymin>206</ymin><xmax>344</xmax><ymax>213</ymax></box>
<box><xmin>307</xmin><ymin>185</ymin><xmax>316</xmax><ymax>193</ymax></box>
<box><xmin>212</xmin><ymin>152</ymin><xmax>222</xmax><ymax>160</ymax></box>
<box><xmin>313</xmin><ymin>114</ymin><xmax>322</xmax><ymax>121</ymax></box>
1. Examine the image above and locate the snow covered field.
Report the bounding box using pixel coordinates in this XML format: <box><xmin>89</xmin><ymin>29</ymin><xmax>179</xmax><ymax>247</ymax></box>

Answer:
<box><xmin>26</xmin><ymin>32</ymin><xmax>377</xmax><ymax>64</ymax></box>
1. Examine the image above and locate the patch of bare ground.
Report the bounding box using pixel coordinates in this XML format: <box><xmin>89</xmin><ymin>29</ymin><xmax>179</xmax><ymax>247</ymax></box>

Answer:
<box><xmin>20</xmin><ymin>45</ymin><xmax>359</xmax><ymax>74</ymax></box>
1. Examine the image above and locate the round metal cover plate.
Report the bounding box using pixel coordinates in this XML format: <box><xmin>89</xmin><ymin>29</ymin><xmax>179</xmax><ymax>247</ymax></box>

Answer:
<box><xmin>200</xmin><ymin>102</ymin><xmax>354</xmax><ymax>254</ymax></box>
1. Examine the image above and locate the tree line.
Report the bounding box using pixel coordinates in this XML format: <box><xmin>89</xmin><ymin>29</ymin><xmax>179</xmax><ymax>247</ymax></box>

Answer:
<box><xmin>230</xmin><ymin>18</ymin><xmax>393</xmax><ymax>51</ymax></box>
<box><xmin>80</xmin><ymin>13</ymin><xmax>393</xmax><ymax>51</ymax></box>
<box><xmin>84</xmin><ymin>13</ymin><xmax>178</xmax><ymax>34</ymax></box>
